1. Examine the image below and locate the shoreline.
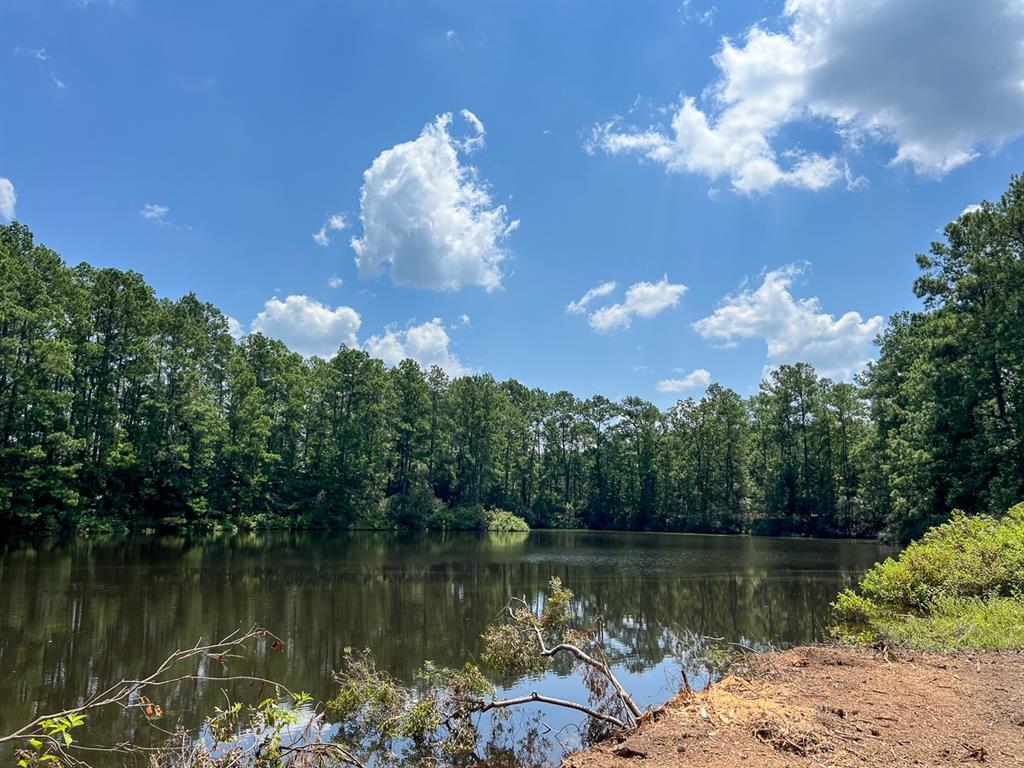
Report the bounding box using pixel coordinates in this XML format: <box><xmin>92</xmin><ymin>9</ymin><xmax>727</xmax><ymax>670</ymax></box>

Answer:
<box><xmin>564</xmin><ymin>645</ymin><xmax>1024</xmax><ymax>767</ymax></box>
<box><xmin>0</xmin><ymin>524</ymin><xmax>890</xmax><ymax>547</ymax></box>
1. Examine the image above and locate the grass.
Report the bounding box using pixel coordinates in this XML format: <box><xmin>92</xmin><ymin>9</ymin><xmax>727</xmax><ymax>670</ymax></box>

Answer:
<box><xmin>865</xmin><ymin>596</ymin><xmax>1024</xmax><ymax>651</ymax></box>
<box><xmin>830</xmin><ymin>502</ymin><xmax>1024</xmax><ymax>651</ymax></box>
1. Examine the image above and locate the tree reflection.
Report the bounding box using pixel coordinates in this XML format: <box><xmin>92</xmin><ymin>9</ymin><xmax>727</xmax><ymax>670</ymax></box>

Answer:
<box><xmin>0</xmin><ymin>531</ymin><xmax>889</xmax><ymax>764</ymax></box>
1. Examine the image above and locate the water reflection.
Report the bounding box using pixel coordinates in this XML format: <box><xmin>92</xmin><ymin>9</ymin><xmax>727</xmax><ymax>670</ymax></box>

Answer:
<box><xmin>0</xmin><ymin>531</ymin><xmax>890</xmax><ymax>760</ymax></box>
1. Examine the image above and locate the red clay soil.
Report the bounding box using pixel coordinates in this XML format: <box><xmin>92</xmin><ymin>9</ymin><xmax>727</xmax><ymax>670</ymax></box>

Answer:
<box><xmin>563</xmin><ymin>646</ymin><xmax>1024</xmax><ymax>767</ymax></box>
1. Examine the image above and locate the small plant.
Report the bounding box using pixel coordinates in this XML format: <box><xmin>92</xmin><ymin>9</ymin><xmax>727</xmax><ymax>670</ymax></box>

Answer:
<box><xmin>179</xmin><ymin>691</ymin><xmax>318</xmax><ymax>768</ymax></box>
<box><xmin>15</xmin><ymin>714</ymin><xmax>86</xmax><ymax>768</ymax></box>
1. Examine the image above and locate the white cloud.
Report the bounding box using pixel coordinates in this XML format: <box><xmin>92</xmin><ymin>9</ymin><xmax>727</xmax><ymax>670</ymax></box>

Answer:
<box><xmin>590</xmin><ymin>0</ymin><xmax>1024</xmax><ymax>194</ymax></box>
<box><xmin>680</xmin><ymin>0</ymin><xmax>715</xmax><ymax>27</ymax></box>
<box><xmin>459</xmin><ymin>313</ymin><xmax>471</xmax><ymax>326</ymax></box>
<box><xmin>139</xmin><ymin>203</ymin><xmax>169</xmax><ymax>222</ymax></box>
<box><xmin>960</xmin><ymin>204</ymin><xmax>982</xmax><ymax>217</ymax></box>
<box><xmin>251</xmin><ymin>294</ymin><xmax>361</xmax><ymax>358</ymax></box>
<box><xmin>14</xmin><ymin>46</ymin><xmax>66</xmax><ymax>89</ymax></box>
<box><xmin>566</xmin><ymin>281</ymin><xmax>617</xmax><ymax>315</ymax></box>
<box><xmin>694</xmin><ymin>264</ymin><xmax>882</xmax><ymax>379</ymax></box>
<box><xmin>0</xmin><ymin>178</ymin><xmax>16</xmax><ymax>220</ymax></box>
<box><xmin>350</xmin><ymin>110</ymin><xmax>518</xmax><ymax>292</ymax></box>
<box><xmin>327</xmin><ymin>274</ymin><xmax>344</xmax><ymax>288</ymax></box>
<box><xmin>657</xmin><ymin>368</ymin><xmax>712</xmax><ymax>393</ymax></box>
<box><xmin>226</xmin><ymin>316</ymin><xmax>245</xmax><ymax>340</ymax></box>
<box><xmin>588</xmin><ymin>276</ymin><xmax>687</xmax><ymax>333</ymax></box>
<box><xmin>365</xmin><ymin>318</ymin><xmax>467</xmax><ymax>376</ymax></box>
<box><xmin>313</xmin><ymin>212</ymin><xmax>348</xmax><ymax>247</ymax></box>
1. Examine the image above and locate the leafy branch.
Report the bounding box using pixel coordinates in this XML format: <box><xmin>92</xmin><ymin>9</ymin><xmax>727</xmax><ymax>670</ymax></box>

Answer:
<box><xmin>2</xmin><ymin>626</ymin><xmax>363</xmax><ymax>768</ymax></box>
<box><xmin>328</xmin><ymin>578</ymin><xmax>647</xmax><ymax>762</ymax></box>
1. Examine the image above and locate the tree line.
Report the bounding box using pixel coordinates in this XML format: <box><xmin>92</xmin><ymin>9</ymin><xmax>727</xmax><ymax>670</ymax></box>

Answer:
<box><xmin>1</xmin><ymin>176</ymin><xmax>1020</xmax><ymax>543</ymax></box>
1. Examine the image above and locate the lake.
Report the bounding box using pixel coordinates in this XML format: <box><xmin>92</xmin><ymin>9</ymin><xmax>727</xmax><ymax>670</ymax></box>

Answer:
<box><xmin>0</xmin><ymin>530</ymin><xmax>891</xmax><ymax>763</ymax></box>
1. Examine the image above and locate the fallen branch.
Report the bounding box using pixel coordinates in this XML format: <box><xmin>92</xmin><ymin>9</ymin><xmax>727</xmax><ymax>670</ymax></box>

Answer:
<box><xmin>2</xmin><ymin>626</ymin><xmax>364</xmax><ymax>768</ymax></box>
<box><xmin>506</xmin><ymin>593</ymin><xmax>644</xmax><ymax>724</ymax></box>
<box><xmin>474</xmin><ymin>691</ymin><xmax>626</xmax><ymax>729</ymax></box>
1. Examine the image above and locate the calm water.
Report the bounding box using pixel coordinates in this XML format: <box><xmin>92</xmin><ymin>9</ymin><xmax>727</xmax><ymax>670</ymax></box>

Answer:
<box><xmin>0</xmin><ymin>530</ymin><xmax>890</xmax><ymax>762</ymax></box>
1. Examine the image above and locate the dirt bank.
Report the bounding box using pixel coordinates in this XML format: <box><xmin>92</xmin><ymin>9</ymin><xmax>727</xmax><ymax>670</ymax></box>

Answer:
<box><xmin>564</xmin><ymin>646</ymin><xmax>1024</xmax><ymax>767</ymax></box>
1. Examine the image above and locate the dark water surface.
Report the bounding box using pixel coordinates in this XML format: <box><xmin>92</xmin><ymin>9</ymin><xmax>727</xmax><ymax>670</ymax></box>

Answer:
<box><xmin>0</xmin><ymin>530</ymin><xmax>891</xmax><ymax>760</ymax></box>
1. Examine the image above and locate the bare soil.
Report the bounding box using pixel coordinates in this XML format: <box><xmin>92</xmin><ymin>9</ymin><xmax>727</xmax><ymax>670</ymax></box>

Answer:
<box><xmin>563</xmin><ymin>646</ymin><xmax>1024</xmax><ymax>767</ymax></box>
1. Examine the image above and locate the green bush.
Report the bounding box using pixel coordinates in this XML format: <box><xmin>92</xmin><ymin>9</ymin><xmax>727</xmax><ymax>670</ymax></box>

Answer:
<box><xmin>423</xmin><ymin>504</ymin><xmax>530</xmax><ymax>532</ymax></box>
<box><xmin>426</xmin><ymin>504</ymin><xmax>486</xmax><ymax>531</ymax></box>
<box><xmin>383</xmin><ymin>483</ymin><xmax>446</xmax><ymax>530</ymax></box>
<box><xmin>831</xmin><ymin>503</ymin><xmax>1024</xmax><ymax>650</ymax></box>
<box><xmin>483</xmin><ymin>508</ymin><xmax>530</xmax><ymax>532</ymax></box>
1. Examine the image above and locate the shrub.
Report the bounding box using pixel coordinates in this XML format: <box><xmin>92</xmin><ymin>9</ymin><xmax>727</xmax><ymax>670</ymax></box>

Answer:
<box><xmin>383</xmin><ymin>483</ymin><xmax>446</xmax><ymax>530</ymax></box>
<box><xmin>830</xmin><ymin>503</ymin><xmax>1024</xmax><ymax>650</ymax></box>
<box><xmin>425</xmin><ymin>505</ymin><xmax>530</xmax><ymax>532</ymax></box>
<box><xmin>427</xmin><ymin>504</ymin><xmax>486</xmax><ymax>531</ymax></box>
<box><xmin>483</xmin><ymin>508</ymin><xmax>530</xmax><ymax>532</ymax></box>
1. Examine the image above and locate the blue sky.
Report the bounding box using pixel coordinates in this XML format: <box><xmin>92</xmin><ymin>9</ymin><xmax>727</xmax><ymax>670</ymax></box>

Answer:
<box><xmin>2</xmin><ymin>0</ymin><xmax>1022</xmax><ymax>404</ymax></box>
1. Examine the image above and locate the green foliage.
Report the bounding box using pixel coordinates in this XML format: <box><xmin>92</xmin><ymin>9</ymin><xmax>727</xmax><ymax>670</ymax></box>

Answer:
<box><xmin>16</xmin><ymin>713</ymin><xmax>86</xmax><ymax>768</ymax></box>
<box><xmin>138</xmin><ymin>690</ymin><xmax>334</xmax><ymax>768</ymax></box>
<box><xmin>426</xmin><ymin>503</ymin><xmax>486</xmax><ymax>531</ymax></box>
<box><xmin>831</xmin><ymin>503</ymin><xmax>1024</xmax><ymax>650</ymax></box>
<box><xmin>1</xmin><ymin>175</ymin><xmax>1022</xmax><ymax>542</ymax></box>
<box><xmin>378</xmin><ymin>482</ymin><xmax>445</xmax><ymax>530</ymax></box>
<box><xmin>866</xmin><ymin>597</ymin><xmax>1024</xmax><ymax>651</ymax></box>
<box><xmin>325</xmin><ymin>579</ymin><xmax>637</xmax><ymax>764</ymax></box>
<box><xmin>484</xmin><ymin>508</ymin><xmax>530</xmax><ymax>532</ymax></box>
<box><xmin>328</xmin><ymin>647</ymin><xmax>497</xmax><ymax>761</ymax></box>
<box><xmin>865</xmin><ymin>175</ymin><xmax>1024</xmax><ymax>541</ymax></box>
<box><xmin>326</xmin><ymin>649</ymin><xmax>405</xmax><ymax>733</ymax></box>
<box><xmin>481</xmin><ymin>577</ymin><xmax>577</xmax><ymax>677</ymax></box>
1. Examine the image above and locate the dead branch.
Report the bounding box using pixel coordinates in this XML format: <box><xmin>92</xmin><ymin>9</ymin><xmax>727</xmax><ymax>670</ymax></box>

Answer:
<box><xmin>508</xmin><ymin>595</ymin><xmax>644</xmax><ymax>724</ymax></box>
<box><xmin>473</xmin><ymin>691</ymin><xmax>626</xmax><ymax>729</ymax></box>
<box><xmin>1</xmin><ymin>626</ymin><xmax>364</xmax><ymax>768</ymax></box>
<box><xmin>1</xmin><ymin>626</ymin><xmax>285</xmax><ymax>746</ymax></box>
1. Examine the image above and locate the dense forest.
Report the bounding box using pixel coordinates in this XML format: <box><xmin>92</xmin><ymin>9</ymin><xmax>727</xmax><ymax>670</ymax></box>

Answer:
<box><xmin>1</xmin><ymin>176</ymin><xmax>1020</xmax><ymax>544</ymax></box>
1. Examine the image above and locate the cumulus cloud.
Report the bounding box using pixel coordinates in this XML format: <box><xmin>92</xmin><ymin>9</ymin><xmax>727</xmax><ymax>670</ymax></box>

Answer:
<box><xmin>567</xmin><ymin>281</ymin><xmax>617</xmax><ymax>315</ymax></box>
<box><xmin>657</xmin><ymin>368</ymin><xmax>712</xmax><ymax>393</ymax></box>
<box><xmin>590</xmin><ymin>0</ymin><xmax>1024</xmax><ymax>194</ymax></box>
<box><xmin>327</xmin><ymin>274</ymin><xmax>344</xmax><ymax>288</ymax></box>
<box><xmin>225</xmin><ymin>316</ymin><xmax>245</xmax><ymax>340</ymax></box>
<box><xmin>694</xmin><ymin>264</ymin><xmax>882</xmax><ymax>379</ymax></box>
<box><xmin>0</xmin><ymin>178</ymin><xmax>16</xmax><ymax>220</ymax></box>
<box><xmin>960</xmin><ymin>204</ymin><xmax>982</xmax><ymax>217</ymax></box>
<box><xmin>350</xmin><ymin>110</ymin><xmax>518</xmax><ymax>291</ymax></box>
<box><xmin>313</xmin><ymin>213</ymin><xmax>348</xmax><ymax>247</ymax></box>
<box><xmin>139</xmin><ymin>203</ymin><xmax>169</xmax><ymax>223</ymax></box>
<box><xmin>365</xmin><ymin>318</ymin><xmax>467</xmax><ymax>376</ymax></box>
<box><xmin>251</xmin><ymin>294</ymin><xmax>361</xmax><ymax>358</ymax></box>
<box><xmin>588</xmin><ymin>276</ymin><xmax>687</xmax><ymax>333</ymax></box>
